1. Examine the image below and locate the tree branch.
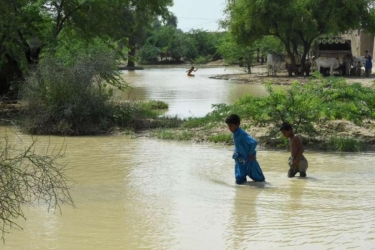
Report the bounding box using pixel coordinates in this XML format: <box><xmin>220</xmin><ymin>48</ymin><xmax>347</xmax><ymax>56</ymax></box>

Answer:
<box><xmin>57</xmin><ymin>1</ymin><xmax>89</xmax><ymax>34</ymax></box>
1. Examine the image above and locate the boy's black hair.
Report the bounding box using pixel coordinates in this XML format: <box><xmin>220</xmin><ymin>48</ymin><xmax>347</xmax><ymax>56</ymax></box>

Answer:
<box><xmin>280</xmin><ymin>122</ymin><xmax>293</xmax><ymax>131</ymax></box>
<box><xmin>225</xmin><ymin>114</ymin><xmax>240</xmax><ymax>125</ymax></box>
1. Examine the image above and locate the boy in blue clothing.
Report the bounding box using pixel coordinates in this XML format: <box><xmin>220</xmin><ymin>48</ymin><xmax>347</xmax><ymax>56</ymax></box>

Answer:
<box><xmin>225</xmin><ymin>114</ymin><xmax>266</xmax><ymax>185</ymax></box>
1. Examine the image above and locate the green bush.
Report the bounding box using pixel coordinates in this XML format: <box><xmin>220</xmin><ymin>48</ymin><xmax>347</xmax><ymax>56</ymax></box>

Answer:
<box><xmin>20</xmin><ymin>52</ymin><xmax>128</xmax><ymax>135</ymax></box>
<box><xmin>113</xmin><ymin>101</ymin><xmax>180</xmax><ymax>130</ymax></box>
<box><xmin>194</xmin><ymin>56</ymin><xmax>212</xmax><ymax>64</ymax></box>
<box><xmin>139</xmin><ymin>100</ymin><xmax>169</xmax><ymax>110</ymax></box>
<box><xmin>182</xmin><ymin>75</ymin><xmax>375</xmax><ymax>143</ymax></box>
<box><xmin>208</xmin><ymin>133</ymin><xmax>233</xmax><ymax>143</ymax></box>
<box><xmin>328</xmin><ymin>136</ymin><xmax>365</xmax><ymax>152</ymax></box>
<box><xmin>136</xmin><ymin>44</ymin><xmax>160</xmax><ymax>64</ymax></box>
<box><xmin>153</xmin><ymin>129</ymin><xmax>193</xmax><ymax>140</ymax></box>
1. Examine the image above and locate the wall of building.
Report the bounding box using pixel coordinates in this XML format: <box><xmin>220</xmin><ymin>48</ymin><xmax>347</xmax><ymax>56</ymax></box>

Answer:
<box><xmin>342</xmin><ymin>30</ymin><xmax>374</xmax><ymax>57</ymax></box>
<box><xmin>360</xmin><ymin>32</ymin><xmax>374</xmax><ymax>56</ymax></box>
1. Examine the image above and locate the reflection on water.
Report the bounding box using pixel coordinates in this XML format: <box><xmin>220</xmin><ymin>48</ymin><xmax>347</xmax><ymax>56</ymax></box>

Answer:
<box><xmin>2</xmin><ymin>127</ymin><xmax>375</xmax><ymax>249</ymax></box>
<box><xmin>118</xmin><ymin>67</ymin><xmax>268</xmax><ymax>118</ymax></box>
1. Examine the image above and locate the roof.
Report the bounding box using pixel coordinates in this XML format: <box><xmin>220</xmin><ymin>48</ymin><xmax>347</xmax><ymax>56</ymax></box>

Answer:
<box><xmin>317</xmin><ymin>37</ymin><xmax>351</xmax><ymax>51</ymax></box>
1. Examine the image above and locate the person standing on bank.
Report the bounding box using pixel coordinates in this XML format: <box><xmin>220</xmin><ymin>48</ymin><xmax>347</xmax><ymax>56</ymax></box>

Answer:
<box><xmin>364</xmin><ymin>50</ymin><xmax>372</xmax><ymax>77</ymax></box>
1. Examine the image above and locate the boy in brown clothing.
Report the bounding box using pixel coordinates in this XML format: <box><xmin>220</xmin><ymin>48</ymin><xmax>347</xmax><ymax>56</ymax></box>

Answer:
<box><xmin>280</xmin><ymin>122</ymin><xmax>308</xmax><ymax>178</ymax></box>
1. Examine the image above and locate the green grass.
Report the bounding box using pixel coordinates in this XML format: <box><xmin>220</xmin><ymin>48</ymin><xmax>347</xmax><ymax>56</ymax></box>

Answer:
<box><xmin>154</xmin><ymin>129</ymin><xmax>193</xmax><ymax>141</ymax></box>
<box><xmin>139</xmin><ymin>100</ymin><xmax>169</xmax><ymax>110</ymax></box>
<box><xmin>208</xmin><ymin>133</ymin><xmax>232</xmax><ymax>143</ymax></box>
<box><xmin>328</xmin><ymin>136</ymin><xmax>365</xmax><ymax>152</ymax></box>
<box><xmin>113</xmin><ymin>101</ymin><xmax>179</xmax><ymax>130</ymax></box>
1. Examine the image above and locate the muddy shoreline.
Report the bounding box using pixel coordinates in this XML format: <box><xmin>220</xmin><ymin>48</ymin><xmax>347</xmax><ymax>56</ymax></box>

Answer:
<box><xmin>209</xmin><ymin>65</ymin><xmax>375</xmax><ymax>87</ymax></box>
<box><xmin>148</xmin><ymin>118</ymin><xmax>375</xmax><ymax>152</ymax></box>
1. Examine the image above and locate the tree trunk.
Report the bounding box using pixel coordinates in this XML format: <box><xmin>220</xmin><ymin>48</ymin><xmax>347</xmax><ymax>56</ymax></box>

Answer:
<box><xmin>25</xmin><ymin>46</ymin><xmax>42</xmax><ymax>66</ymax></box>
<box><xmin>127</xmin><ymin>37</ymin><xmax>136</xmax><ymax>68</ymax></box>
<box><xmin>285</xmin><ymin>44</ymin><xmax>296</xmax><ymax>76</ymax></box>
<box><xmin>301</xmin><ymin>42</ymin><xmax>311</xmax><ymax>77</ymax></box>
<box><xmin>0</xmin><ymin>54</ymin><xmax>24</xmax><ymax>96</ymax></box>
<box><xmin>246</xmin><ymin>59</ymin><xmax>252</xmax><ymax>74</ymax></box>
<box><xmin>127</xmin><ymin>47</ymin><xmax>136</xmax><ymax>68</ymax></box>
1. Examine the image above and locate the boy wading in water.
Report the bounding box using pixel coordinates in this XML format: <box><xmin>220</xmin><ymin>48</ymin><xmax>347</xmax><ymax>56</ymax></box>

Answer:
<box><xmin>225</xmin><ymin>114</ymin><xmax>265</xmax><ymax>184</ymax></box>
<box><xmin>186</xmin><ymin>66</ymin><xmax>198</xmax><ymax>76</ymax></box>
<box><xmin>280</xmin><ymin>122</ymin><xmax>308</xmax><ymax>178</ymax></box>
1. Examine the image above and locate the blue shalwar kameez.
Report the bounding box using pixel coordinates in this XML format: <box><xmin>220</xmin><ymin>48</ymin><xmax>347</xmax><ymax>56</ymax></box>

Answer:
<box><xmin>365</xmin><ymin>54</ymin><xmax>372</xmax><ymax>77</ymax></box>
<box><xmin>232</xmin><ymin>127</ymin><xmax>265</xmax><ymax>184</ymax></box>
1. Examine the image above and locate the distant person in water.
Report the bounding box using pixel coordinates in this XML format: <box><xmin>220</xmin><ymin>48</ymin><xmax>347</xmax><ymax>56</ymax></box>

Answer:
<box><xmin>225</xmin><ymin>114</ymin><xmax>265</xmax><ymax>184</ymax></box>
<box><xmin>364</xmin><ymin>50</ymin><xmax>372</xmax><ymax>77</ymax></box>
<box><xmin>280</xmin><ymin>122</ymin><xmax>308</xmax><ymax>178</ymax></box>
<box><xmin>186</xmin><ymin>66</ymin><xmax>198</xmax><ymax>76</ymax></box>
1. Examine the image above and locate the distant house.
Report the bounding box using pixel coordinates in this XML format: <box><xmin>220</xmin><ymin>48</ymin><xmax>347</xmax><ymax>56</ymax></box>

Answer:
<box><xmin>342</xmin><ymin>30</ymin><xmax>374</xmax><ymax>57</ymax></box>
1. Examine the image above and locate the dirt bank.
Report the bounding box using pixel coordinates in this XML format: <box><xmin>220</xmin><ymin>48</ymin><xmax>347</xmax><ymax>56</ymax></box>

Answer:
<box><xmin>149</xmin><ymin>119</ymin><xmax>375</xmax><ymax>152</ymax></box>
<box><xmin>210</xmin><ymin>65</ymin><xmax>375</xmax><ymax>87</ymax></box>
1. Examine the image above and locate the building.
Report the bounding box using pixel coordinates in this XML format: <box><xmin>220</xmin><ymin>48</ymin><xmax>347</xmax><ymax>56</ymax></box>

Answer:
<box><xmin>342</xmin><ymin>30</ymin><xmax>374</xmax><ymax>57</ymax></box>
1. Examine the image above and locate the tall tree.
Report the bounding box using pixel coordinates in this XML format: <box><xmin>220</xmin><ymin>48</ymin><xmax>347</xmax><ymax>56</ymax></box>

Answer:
<box><xmin>124</xmin><ymin>0</ymin><xmax>173</xmax><ymax>68</ymax></box>
<box><xmin>0</xmin><ymin>0</ymin><xmax>173</xmax><ymax>94</ymax></box>
<box><xmin>218</xmin><ymin>33</ymin><xmax>284</xmax><ymax>73</ymax></box>
<box><xmin>226</xmin><ymin>0</ymin><xmax>375</xmax><ymax>74</ymax></box>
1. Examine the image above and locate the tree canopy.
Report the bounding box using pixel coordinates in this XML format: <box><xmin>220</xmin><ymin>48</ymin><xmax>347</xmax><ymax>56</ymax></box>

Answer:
<box><xmin>226</xmin><ymin>0</ymin><xmax>375</xmax><ymax>71</ymax></box>
<box><xmin>0</xmin><ymin>0</ymin><xmax>173</xmax><ymax>94</ymax></box>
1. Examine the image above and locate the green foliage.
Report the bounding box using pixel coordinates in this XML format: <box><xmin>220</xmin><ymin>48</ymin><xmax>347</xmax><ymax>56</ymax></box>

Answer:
<box><xmin>187</xmin><ymin>29</ymin><xmax>224</xmax><ymax>61</ymax></box>
<box><xmin>328</xmin><ymin>137</ymin><xmax>365</xmax><ymax>152</ymax></box>
<box><xmin>255</xmin><ymin>36</ymin><xmax>285</xmax><ymax>55</ymax></box>
<box><xmin>217</xmin><ymin>33</ymin><xmax>256</xmax><ymax>73</ymax></box>
<box><xmin>137</xmin><ymin>44</ymin><xmax>161</xmax><ymax>64</ymax></box>
<box><xmin>208</xmin><ymin>134</ymin><xmax>233</xmax><ymax>143</ymax></box>
<box><xmin>194</xmin><ymin>56</ymin><xmax>212</xmax><ymax>64</ymax></box>
<box><xmin>182</xmin><ymin>104</ymin><xmax>231</xmax><ymax>129</ymax></box>
<box><xmin>0</xmin><ymin>0</ymin><xmax>173</xmax><ymax>93</ymax></box>
<box><xmin>137</xmin><ymin>25</ymin><xmax>225</xmax><ymax>64</ymax></box>
<box><xmin>113</xmin><ymin>101</ymin><xmax>179</xmax><ymax>130</ymax></box>
<box><xmin>154</xmin><ymin>130</ymin><xmax>194</xmax><ymax>140</ymax></box>
<box><xmin>20</xmin><ymin>54</ymin><xmax>124</xmax><ymax>135</ymax></box>
<box><xmin>113</xmin><ymin>102</ymin><xmax>157</xmax><ymax>128</ymax></box>
<box><xmin>185</xmin><ymin>76</ymin><xmax>375</xmax><ymax>141</ymax></box>
<box><xmin>0</xmin><ymin>137</ymin><xmax>73</xmax><ymax>239</ymax></box>
<box><xmin>55</xmin><ymin>35</ymin><xmax>117</xmax><ymax>66</ymax></box>
<box><xmin>225</xmin><ymin>0</ymin><xmax>375</xmax><ymax>68</ymax></box>
<box><xmin>140</xmin><ymin>100</ymin><xmax>169</xmax><ymax>110</ymax></box>
<box><xmin>217</xmin><ymin>33</ymin><xmax>284</xmax><ymax>73</ymax></box>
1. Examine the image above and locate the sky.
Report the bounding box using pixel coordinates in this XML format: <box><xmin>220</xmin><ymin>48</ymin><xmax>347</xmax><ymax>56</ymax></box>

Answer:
<box><xmin>169</xmin><ymin>0</ymin><xmax>227</xmax><ymax>32</ymax></box>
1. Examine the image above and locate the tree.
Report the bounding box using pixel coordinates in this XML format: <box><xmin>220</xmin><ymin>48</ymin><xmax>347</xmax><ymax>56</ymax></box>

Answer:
<box><xmin>218</xmin><ymin>33</ymin><xmax>285</xmax><ymax>73</ymax></box>
<box><xmin>187</xmin><ymin>29</ymin><xmax>224</xmax><ymax>61</ymax></box>
<box><xmin>0</xmin><ymin>0</ymin><xmax>173</xmax><ymax>94</ymax></box>
<box><xmin>0</xmin><ymin>137</ymin><xmax>73</xmax><ymax>240</ymax></box>
<box><xmin>226</xmin><ymin>0</ymin><xmax>375</xmax><ymax>75</ymax></box>
<box><xmin>218</xmin><ymin>33</ymin><xmax>256</xmax><ymax>73</ymax></box>
<box><xmin>123</xmin><ymin>0</ymin><xmax>173</xmax><ymax>67</ymax></box>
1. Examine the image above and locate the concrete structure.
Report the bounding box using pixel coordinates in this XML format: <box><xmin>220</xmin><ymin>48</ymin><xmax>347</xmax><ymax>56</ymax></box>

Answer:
<box><xmin>342</xmin><ymin>30</ymin><xmax>374</xmax><ymax>57</ymax></box>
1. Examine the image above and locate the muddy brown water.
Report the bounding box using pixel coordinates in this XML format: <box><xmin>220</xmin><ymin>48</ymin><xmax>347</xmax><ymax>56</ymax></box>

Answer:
<box><xmin>118</xmin><ymin>67</ymin><xmax>268</xmax><ymax>118</ymax></box>
<box><xmin>3</xmin><ymin>68</ymin><xmax>375</xmax><ymax>249</ymax></box>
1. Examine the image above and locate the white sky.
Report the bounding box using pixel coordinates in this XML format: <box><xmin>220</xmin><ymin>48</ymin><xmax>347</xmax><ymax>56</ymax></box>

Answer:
<box><xmin>169</xmin><ymin>0</ymin><xmax>227</xmax><ymax>32</ymax></box>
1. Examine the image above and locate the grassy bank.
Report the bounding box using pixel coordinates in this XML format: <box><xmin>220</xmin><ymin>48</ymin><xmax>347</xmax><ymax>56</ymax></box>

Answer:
<box><xmin>151</xmin><ymin>75</ymin><xmax>375</xmax><ymax>152</ymax></box>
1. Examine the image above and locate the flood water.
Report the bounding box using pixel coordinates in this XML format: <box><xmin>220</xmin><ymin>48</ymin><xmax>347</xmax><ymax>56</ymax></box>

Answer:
<box><xmin>3</xmin><ymin>68</ymin><xmax>375</xmax><ymax>249</ymax></box>
<box><xmin>118</xmin><ymin>67</ymin><xmax>268</xmax><ymax>118</ymax></box>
